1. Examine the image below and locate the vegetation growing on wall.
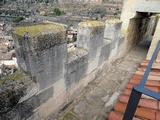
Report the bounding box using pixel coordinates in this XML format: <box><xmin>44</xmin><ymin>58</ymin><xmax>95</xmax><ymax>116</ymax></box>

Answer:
<box><xmin>12</xmin><ymin>16</ymin><xmax>24</xmax><ymax>23</ymax></box>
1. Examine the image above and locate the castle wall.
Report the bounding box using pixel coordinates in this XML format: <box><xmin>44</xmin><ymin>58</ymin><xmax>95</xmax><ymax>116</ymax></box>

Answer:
<box><xmin>0</xmin><ymin>20</ymin><xmax>124</xmax><ymax>119</ymax></box>
<box><xmin>134</xmin><ymin>0</ymin><xmax>160</xmax><ymax>13</ymax></box>
<box><xmin>121</xmin><ymin>0</ymin><xmax>160</xmax><ymax>57</ymax></box>
<box><xmin>147</xmin><ymin>18</ymin><xmax>160</xmax><ymax>60</ymax></box>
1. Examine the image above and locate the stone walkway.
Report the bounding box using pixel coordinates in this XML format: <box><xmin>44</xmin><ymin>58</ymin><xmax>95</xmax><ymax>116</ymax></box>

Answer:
<box><xmin>50</xmin><ymin>39</ymin><xmax>150</xmax><ymax>120</ymax></box>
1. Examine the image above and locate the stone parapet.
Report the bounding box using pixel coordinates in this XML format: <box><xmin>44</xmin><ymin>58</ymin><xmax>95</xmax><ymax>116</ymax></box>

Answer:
<box><xmin>1</xmin><ymin>19</ymin><xmax>126</xmax><ymax>119</ymax></box>
<box><xmin>77</xmin><ymin>21</ymin><xmax>104</xmax><ymax>51</ymax></box>
<box><xmin>104</xmin><ymin>18</ymin><xmax>122</xmax><ymax>40</ymax></box>
<box><xmin>13</xmin><ymin>24</ymin><xmax>67</xmax><ymax>90</ymax></box>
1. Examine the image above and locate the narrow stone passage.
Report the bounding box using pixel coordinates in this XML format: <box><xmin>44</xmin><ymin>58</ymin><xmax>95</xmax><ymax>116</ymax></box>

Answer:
<box><xmin>50</xmin><ymin>39</ymin><xmax>150</xmax><ymax>120</ymax></box>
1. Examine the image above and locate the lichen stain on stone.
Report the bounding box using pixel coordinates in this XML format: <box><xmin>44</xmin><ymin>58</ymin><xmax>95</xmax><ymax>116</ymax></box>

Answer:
<box><xmin>79</xmin><ymin>20</ymin><xmax>104</xmax><ymax>27</ymax></box>
<box><xmin>14</xmin><ymin>24</ymin><xmax>66</xmax><ymax>37</ymax></box>
<box><xmin>106</xmin><ymin>18</ymin><xmax>122</xmax><ymax>23</ymax></box>
<box><xmin>91</xmin><ymin>26</ymin><xmax>104</xmax><ymax>35</ymax></box>
<box><xmin>0</xmin><ymin>70</ymin><xmax>29</xmax><ymax>84</ymax></box>
<box><xmin>0</xmin><ymin>69</ymin><xmax>32</xmax><ymax>114</ymax></box>
<box><xmin>63</xmin><ymin>112</ymin><xmax>80</xmax><ymax>120</ymax></box>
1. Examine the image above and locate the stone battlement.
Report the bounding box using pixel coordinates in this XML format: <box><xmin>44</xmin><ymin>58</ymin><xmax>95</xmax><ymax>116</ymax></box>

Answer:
<box><xmin>0</xmin><ymin>20</ymin><xmax>124</xmax><ymax>119</ymax></box>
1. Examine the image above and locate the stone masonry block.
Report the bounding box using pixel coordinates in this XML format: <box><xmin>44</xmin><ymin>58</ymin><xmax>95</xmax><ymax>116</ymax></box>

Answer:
<box><xmin>13</xmin><ymin>24</ymin><xmax>66</xmax><ymax>52</ymax></box>
<box><xmin>67</xmin><ymin>60</ymin><xmax>78</xmax><ymax>75</ymax></box>
<box><xmin>100</xmin><ymin>44</ymin><xmax>110</xmax><ymax>61</ymax></box>
<box><xmin>13</xmin><ymin>24</ymin><xmax>67</xmax><ymax>74</ymax></box>
<box><xmin>66</xmin><ymin>71</ymin><xmax>76</xmax><ymax>88</ymax></box>
<box><xmin>100</xmin><ymin>42</ymin><xmax>110</xmax><ymax>56</ymax></box>
<box><xmin>77</xmin><ymin>33</ymin><xmax>104</xmax><ymax>50</ymax></box>
<box><xmin>118</xmin><ymin>37</ymin><xmax>125</xmax><ymax>46</ymax></box>
<box><xmin>87</xmin><ymin>57</ymin><xmax>99</xmax><ymax>74</ymax></box>
<box><xmin>36</xmin><ymin>61</ymin><xmax>66</xmax><ymax>90</ymax></box>
<box><xmin>147</xmin><ymin>19</ymin><xmax>160</xmax><ymax>60</ymax></box>
<box><xmin>88</xmin><ymin>47</ymin><xmax>101</xmax><ymax>62</ymax></box>
<box><xmin>77</xmin><ymin>21</ymin><xmax>105</xmax><ymax>51</ymax></box>
<box><xmin>75</xmin><ymin>64</ymin><xmax>88</xmax><ymax>83</ymax></box>
<box><xmin>0</xmin><ymin>109</ymin><xmax>20</xmax><ymax>120</ymax></box>
<box><xmin>28</xmin><ymin>47</ymin><xmax>56</xmax><ymax>75</ymax></box>
<box><xmin>67</xmin><ymin>48</ymin><xmax>88</xmax><ymax>74</ymax></box>
<box><xmin>18</xmin><ymin>86</ymin><xmax>53</xmax><ymax>119</ymax></box>
<box><xmin>104</xmin><ymin>18</ymin><xmax>122</xmax><ymax>40</ymax></box>
<box><xmin>27</xmin><ymin>43</ymin><xmax>67</xmax><ymax>76</ymax></box>
<box><xmin>53</xmin><ymin>79</ymin><xmax>66</xmax><ymax>99</ymax></box>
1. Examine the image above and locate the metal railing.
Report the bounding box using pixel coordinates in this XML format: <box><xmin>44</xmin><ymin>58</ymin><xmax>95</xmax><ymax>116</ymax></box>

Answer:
<box><xmin>123</xmin><ymin>40</ymin><xmax>160</xmax><ymax>120</ymax></box>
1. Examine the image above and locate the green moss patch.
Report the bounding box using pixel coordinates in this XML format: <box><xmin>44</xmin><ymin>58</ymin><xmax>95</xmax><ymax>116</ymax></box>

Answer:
<box><xmin>105</xmin><ymin>18</ymin><xmax>122</xmax><ymax>23</ymax></box>
<box><xmin>79</xmin><ymin>20</ymin><xmax>104</xmax><ymax>27</ymax></box>
<box><xmin>0</xmin><ymin>70</ymin><xmax>28</xmax><ymax>84</ymax></box>
<box><xmin>14</xmin><ymin>24</ymin><xmax>65</xmax><ymax>37</ymax></box>
<box><xmin>63</xmin><ymin>112</ymin><xmax>80</xmax><ymax>120</ymax></box>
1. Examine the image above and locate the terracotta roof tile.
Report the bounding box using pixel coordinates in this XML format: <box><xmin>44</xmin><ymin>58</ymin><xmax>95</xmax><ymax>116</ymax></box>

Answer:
<box><xmin>108</xmin><ymin>60</ymin><xmax>160</xmax><ymax>120</ymax></box>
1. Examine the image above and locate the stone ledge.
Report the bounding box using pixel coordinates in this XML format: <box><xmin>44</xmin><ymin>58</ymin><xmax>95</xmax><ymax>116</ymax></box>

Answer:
<box><xmin>13</xmin><ymin>24</ymin><xmax>66</xmax><ymax>37</ymax></box>
<box><xmin>78</xmin><ymin>21</ymin><xmax>104</xmax><ymax>27</ymax></box>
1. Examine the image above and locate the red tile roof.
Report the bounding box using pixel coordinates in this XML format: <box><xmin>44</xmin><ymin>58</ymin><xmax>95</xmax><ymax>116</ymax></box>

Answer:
<box><xmin>108</xmin><ymin>60</ymin><xmax>160</xmax><ymax>120</ymax></box>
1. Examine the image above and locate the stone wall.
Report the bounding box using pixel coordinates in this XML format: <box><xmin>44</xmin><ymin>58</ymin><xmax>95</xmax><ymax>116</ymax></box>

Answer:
<box><xmin>134</xmin><ymin>0</ymin><xmax>160</xmax><ymax>13</ymax></box>
<box><xmin>0</xmin><ymin>20</ymin><xmax>124</xmax><ymax>119</ymax></box>
<box><xmin>147</xmin><ymin>17</ymin><xmax>160</xmax><ymax>60</ymax></box>
<box><xmin>121</xmin><ymin>0</ymin><xmax>160</xmax><ymax>56</ymax></box>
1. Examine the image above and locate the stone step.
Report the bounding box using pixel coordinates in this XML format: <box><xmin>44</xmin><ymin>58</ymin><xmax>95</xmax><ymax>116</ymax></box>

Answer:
<box><xmin>138</xmin><ymin>66</ymin><xmax>160</xmax><ymax>72</ymax></box>
<box><xmin>114</xmin><ymin>102</ymin><xmax>156</xmax><ymax>120</ymax></box>
<box><xmin>140</xmin><ymin>62</ymin><xmax>160</xmax><ymax>70</ymax></box>
<box><xmin>135</xmin><ymin>70</ymin><xmax>160</xmax><ymax>76</ymax></box>
<box><xmin>126</xmin><ymin>82</ymin><xmax>160</xmax><ymax>92</ymax></box>
<box><xmin>132</xmin><ymin>74</ymin><xmax>160</xmax><ymax>81</ymax></box>
<box><xmin>142</xmin><ymin>60</ymin><xmax>150</xmax><ymax>63</ymax></box>
<box><xmin>119</xmin><ymin>95</ymin><xmax>159</xmax><ymax>110</ymax></box>
<box><xmin>108</xmin><ymin>111</ymin><xmax>140</xmax><ymax>120</ymax></box>
<box><xmin>130</xmin><ymin>78</ymin><xmax>160</xmax><ymax>87</ymax></box>
<box><xmin>108</xmin><ymin>60</ymin><xmax>160</xmax><ymax>120</ymax></box>
<box><xmin>123</xmin><ymin>88</ymin><xmax>156</xmax><ymax>100</ymax></box>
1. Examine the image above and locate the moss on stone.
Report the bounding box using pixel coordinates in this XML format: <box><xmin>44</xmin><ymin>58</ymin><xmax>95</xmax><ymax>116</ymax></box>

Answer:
<box><xmin>0</xmin><ymin>79</ymin><xmax>3</xmax><ymax>84</ymax></box>
<box><xmin>63</xmin><ymin>112</ymin><xmax>80</xmax><ymax>120</ymax></box>
<box><xmin>0</xmin><ymin>70</ymin><xmax>29</xmax><ymax>84</ymax></box>
<box><xmin>79</xmin><ymin>20</ymin><xmax>104</xmax><ymax>27</ymax></box>
<box><xmin>14</xmin><ymin>24</ymin><xmax>66</xmax><ymax>37</ymax></box>
<box><xmin>106</xmin><ymin>18</ymin><xmax>122</xmax><ymax>23</ymax></box>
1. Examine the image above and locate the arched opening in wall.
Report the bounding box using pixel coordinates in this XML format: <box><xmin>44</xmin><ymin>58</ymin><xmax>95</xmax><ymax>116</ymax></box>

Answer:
<box><xmin>126</xmin><ymin>12</ymin><xmax>159</xmax><ymax>51</ymax></box>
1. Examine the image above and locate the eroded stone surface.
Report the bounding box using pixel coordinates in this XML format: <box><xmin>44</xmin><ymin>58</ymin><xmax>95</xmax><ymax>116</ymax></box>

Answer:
<box><xmin>52</xmin><ymin>39</ymin><xmax>149</xmax><ymax>120</ymax></box>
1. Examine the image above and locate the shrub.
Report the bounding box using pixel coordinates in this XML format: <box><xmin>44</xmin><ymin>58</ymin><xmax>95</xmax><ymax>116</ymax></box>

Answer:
<box><xmin>53</xmin><ymin>8</ymin><xmax>61</xmax><ymax>16</ymax></box>
<box><xmin>12</xmin><ymin>16</ymin><xmax>24</xmax><ymax>23</ymax></box>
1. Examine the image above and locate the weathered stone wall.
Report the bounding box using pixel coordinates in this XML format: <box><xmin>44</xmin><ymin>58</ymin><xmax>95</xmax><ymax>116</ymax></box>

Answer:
<box><xmin>0</xmin><ymin>20</ymin><xmax>124</xmax><ymax>119</ymax></box>
<box><xmin>104</xmin><ymin>18</ymin><xmax>123</xmax><ymax>58</ymax></box>
<box><xmin>2</xmin><ymin>24</ymin><xmax>68</xmax><ymax>119</ymax></box>
<box><xmin>13</xmin><ymin>24</ymin><xmax>67</xmax><ymax>90</ymax></box>
<box><xmin>121</xmin><ymin>0</ymin><xmax>160</xmax><ymax>57</ymax></box>
<box><xmin>121</xmin><ymin>0</ymin><xmax>160</xmax><ymax>35</ymax></box>
<box><xmin>144</xmin><ymin>16</ymin><xmax>159</xmax><ymax>38</ymax></box>
<box><xmin>147</xmin><ymin>17</ymin><xmax>160</xmax><ymax>60</ymax></box>
<box><xmin>134</xmin><ymin>0</ymin><xmax>160</xmax><ymax>13</ymax></box>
